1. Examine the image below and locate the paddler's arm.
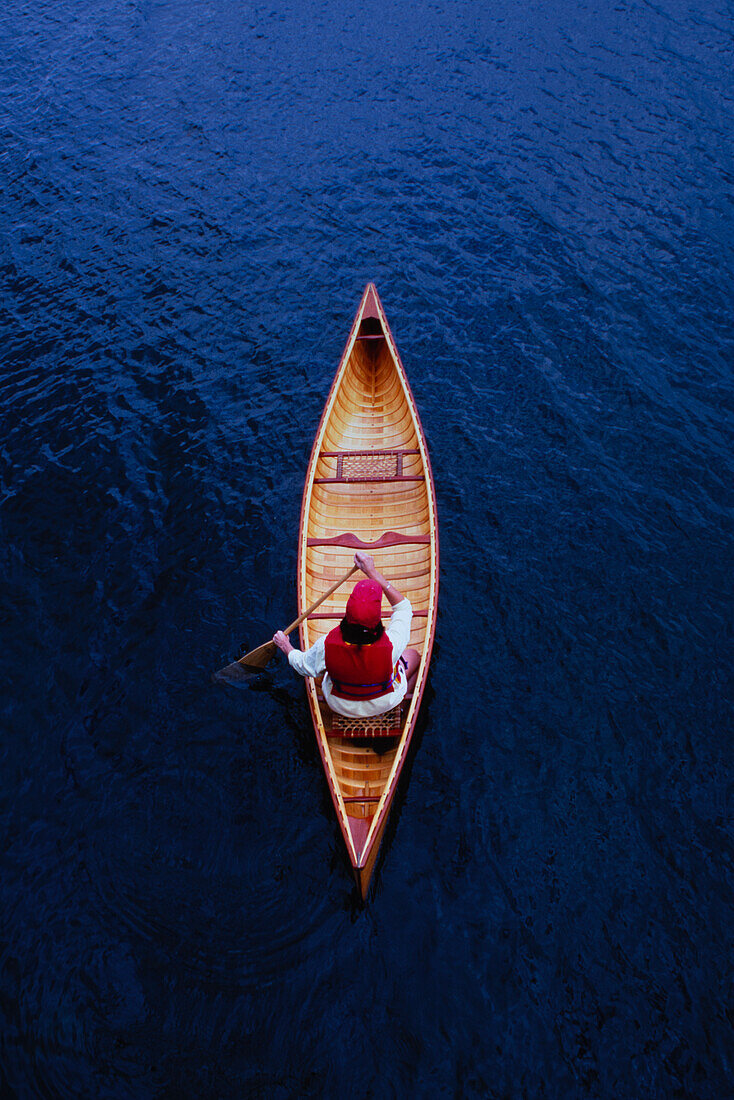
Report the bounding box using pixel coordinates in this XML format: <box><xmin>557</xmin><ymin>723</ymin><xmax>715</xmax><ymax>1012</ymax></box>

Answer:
<box><xmin>354</xmin><ymin>551</ymin><xmax>405</xmax><ymax>607</ymax></box>
<box><xmin>273</xmin><ymin>630</ymin><xmax>326</xmax><ymax>678</ymax></box>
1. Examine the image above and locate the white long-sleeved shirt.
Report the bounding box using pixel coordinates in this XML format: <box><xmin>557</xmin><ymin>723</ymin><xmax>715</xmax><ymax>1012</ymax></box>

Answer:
<box><xmin>288</xmin><ymin>598</ymin><xmax>413</xmax><ymax>717</ymax></box>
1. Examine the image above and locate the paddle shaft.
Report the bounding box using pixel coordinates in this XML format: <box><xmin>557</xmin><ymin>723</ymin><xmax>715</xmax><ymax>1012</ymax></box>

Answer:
<box><xmin>281</xmin><ymin>563</ymin><xmax>359</xmax><ymax>636</ymax></box>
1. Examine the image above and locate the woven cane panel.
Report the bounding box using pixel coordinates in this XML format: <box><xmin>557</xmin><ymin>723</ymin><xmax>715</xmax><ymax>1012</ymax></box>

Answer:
<box><xmin>332</xmin><ymin>706</ymin><xmax>402</xmax><ymax>738</ymax></box>
<box><xmin>342</xmin><ymin>452</ymin><xmax>398</xmax><ymax>478</ymax></box>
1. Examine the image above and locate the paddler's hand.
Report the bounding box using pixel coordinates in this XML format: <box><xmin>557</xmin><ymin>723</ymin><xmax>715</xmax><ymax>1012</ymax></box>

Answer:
<box><xmin>273</xmin><ymin>630</ymin><xmax>294</xmax><ymax>655</ymax></box>
<box><xmin>354</xmin><ymin>551</ymin><xmax>376</xmax><ymax>577</ymax></box>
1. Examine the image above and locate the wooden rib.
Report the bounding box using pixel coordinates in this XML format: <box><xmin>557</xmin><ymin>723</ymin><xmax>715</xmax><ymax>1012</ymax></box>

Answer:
<box><xmin>310</xmin><ymin>504</ymin><xmax>429</xmax><ymax>529</ymax></box>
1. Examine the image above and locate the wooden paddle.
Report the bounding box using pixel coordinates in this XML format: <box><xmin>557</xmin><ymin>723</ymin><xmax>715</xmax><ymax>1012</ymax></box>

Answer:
<box><xmin>213</xmin><ymin>564</ymin><xmax>360</xmax><ymax>683</ymax></box>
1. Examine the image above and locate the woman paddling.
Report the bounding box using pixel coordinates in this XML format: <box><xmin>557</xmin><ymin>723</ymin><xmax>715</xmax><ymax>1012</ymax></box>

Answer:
<box><xmin>273</xmin><ymin>552</ymin><xmax>420</xmax><ymax>718</ymax></box>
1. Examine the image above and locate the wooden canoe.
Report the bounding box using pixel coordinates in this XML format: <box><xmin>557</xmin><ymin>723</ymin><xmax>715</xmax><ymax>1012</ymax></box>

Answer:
<box><xmin>297</xmin><ymin>284</ymin><xmax>439</xmax><ymax>899</ymax></box>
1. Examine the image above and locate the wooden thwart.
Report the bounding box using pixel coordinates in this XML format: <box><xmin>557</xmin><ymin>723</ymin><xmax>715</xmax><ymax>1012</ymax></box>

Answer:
<box><xmin>307</xmin><ymin>530</ymin><xmax>430</xmax><ymax>550</ymax></box>
<box><xmin>308</xmin><ymin>609</ymin><xmax>429</xmax><ymax>620</ymax></box>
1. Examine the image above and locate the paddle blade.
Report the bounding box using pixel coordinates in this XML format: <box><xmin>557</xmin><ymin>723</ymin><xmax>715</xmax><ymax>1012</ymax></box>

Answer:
<box><xmin>240</xmin><ymin>640</ymin><xmax>277</xmax><ymax>669</ymax></box>
<box><xmin>211</xmin><ymin>640</ymin><xmax>277</xmax><ymax>684</ymax></box>
<box><xmin>211</xmin><ymin>660</ymin><xmax>254</xmax><ymax>684</ymax></box>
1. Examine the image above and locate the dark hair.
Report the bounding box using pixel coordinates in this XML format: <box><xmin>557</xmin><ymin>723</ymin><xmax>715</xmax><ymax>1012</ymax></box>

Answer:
<box><xmin>339</xmin><ymin>617</ymin><xmax>385</xmax><ymax>647</ymax></box>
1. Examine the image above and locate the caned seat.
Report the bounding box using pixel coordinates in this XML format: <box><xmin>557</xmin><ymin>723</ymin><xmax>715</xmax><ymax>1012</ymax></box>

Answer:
<box><xmin>328</xmin><ymin>706</ymin><xmax>403</xmax><ymax>738</ymax></box>
<box><xmin>314</xmin><ymin>448</ymin><xmax>424</xmax><ymax>484</ymax></box>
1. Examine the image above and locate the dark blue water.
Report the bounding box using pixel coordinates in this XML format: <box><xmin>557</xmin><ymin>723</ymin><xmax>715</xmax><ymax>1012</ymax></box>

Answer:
<box><xmin>2</xmin><ymin>0</ymin><xmax>733</xmax><ymax>1096</ymax></box>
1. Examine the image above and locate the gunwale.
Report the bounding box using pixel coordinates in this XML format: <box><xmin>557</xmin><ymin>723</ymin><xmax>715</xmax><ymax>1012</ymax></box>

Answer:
<box><xmin>297</xmin><ymin>284</ymin><xmax>439</xmax><ymax>898</ymax></box>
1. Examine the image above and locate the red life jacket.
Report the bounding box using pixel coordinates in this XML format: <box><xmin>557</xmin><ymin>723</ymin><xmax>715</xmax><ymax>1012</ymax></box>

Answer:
<box><xmin>324</xmin><ymin>627</ymin><xmax>396</xmax><ymax>700</ymax></box>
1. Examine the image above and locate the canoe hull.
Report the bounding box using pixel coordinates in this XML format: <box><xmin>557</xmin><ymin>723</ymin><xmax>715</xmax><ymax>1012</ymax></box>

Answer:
<box><xmin>297</xmin><ymin>284</ymin><xmax>439</xmax><ymax>898</ymax></box>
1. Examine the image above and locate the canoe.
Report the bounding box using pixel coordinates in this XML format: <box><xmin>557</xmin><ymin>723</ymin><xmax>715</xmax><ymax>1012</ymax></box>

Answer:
<box><xmin>297</xmin><ymin>284</ymin><xmax>439</xmax><ymax>898</ymax></box>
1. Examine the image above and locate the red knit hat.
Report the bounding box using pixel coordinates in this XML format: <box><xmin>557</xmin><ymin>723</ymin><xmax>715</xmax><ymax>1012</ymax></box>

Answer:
<box><xmin>345</xmin><ymin>579</ymin><xmax>383</xmax><ymax>628</ymax></box>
